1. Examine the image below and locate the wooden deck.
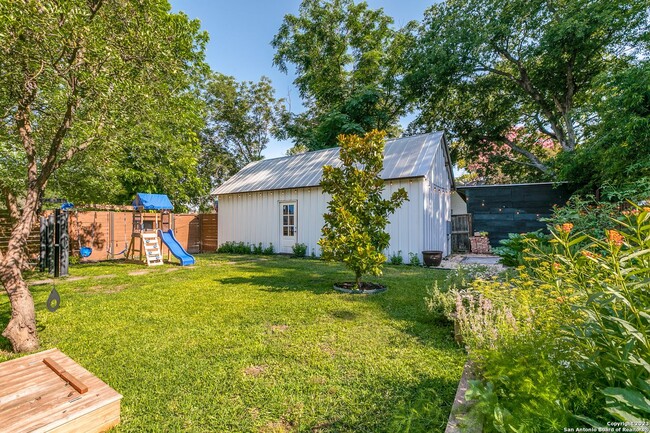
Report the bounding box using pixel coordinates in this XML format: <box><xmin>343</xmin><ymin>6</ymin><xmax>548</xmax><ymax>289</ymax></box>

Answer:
<box><xmin>0</xmin><ymin>348</ymin><xmax>122</xmax><ymax>433</ymax></box>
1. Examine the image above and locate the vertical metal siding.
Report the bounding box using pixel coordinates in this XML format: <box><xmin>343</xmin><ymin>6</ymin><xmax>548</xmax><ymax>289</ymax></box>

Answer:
<box><xmin>218</xmin><ymin>178</ymin><xmax>426</xmax><ymax>260</ymax></box>
<box><xmin>422</xmin><ymin>145</ymin><xmax>452</xmax><ymax>257</ymax></box>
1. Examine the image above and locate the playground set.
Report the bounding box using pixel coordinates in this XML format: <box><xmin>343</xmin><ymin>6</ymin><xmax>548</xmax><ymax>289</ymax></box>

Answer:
<box><xmin>40</xmin><ymin>193</ymin><xmax>195</xmax><ymax>276</ymax></box>
<box><xmin>126</xmin><ymin>193</ymin><xmax>195</xmax><ymax>266</ymax></box>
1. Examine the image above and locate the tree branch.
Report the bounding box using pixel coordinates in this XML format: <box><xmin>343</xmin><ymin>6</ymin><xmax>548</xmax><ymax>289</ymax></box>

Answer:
<box><xmin>501</xmin><ymin>136</ymin><xmax>551</xmax><ymax>174</ymax></box>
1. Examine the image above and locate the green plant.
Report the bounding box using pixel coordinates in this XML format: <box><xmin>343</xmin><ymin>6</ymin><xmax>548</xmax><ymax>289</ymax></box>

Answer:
<box><xmin>492</xmin><ymin>230</ymin><xmax>549</xmax><ymax>267</ymax></box>
<box><xmin>292</xmin><ymin>243</ymin><xmax>307</xmax><ymax>257</ymax></box>
<box><xmin>217</xmin><ymin>241</ymin><xmax>252</xmax><ymax>254</ymax></box>
<box><xmin>389</xmin><ymin>251</ymin><xmax>404</xmax><ymax>265</ymax></box>
<box><xmin>252</xmin><ymin>242</ymin><xmax>264</xmax><ymax>255</ymax></box>
<box><xmin>319</xmin><ymin>130</ymin><xmax>408</xmax><ymax>289</ymax></box>
<box><xmin>263</xmin><ymin>243</ymin><xmax>274</xmax><ymax>255</ymax></box>
<box><xmin>408</xmin><ymin>252</ymin><xmax>421</xmax><ymax>266</ymax></box>
<box><xmin>455</xmin><ymin>205</ymin><xmax>650</xmax><ymax>428</ymax></box>
<box><xmin>424</xmin><ymin>282</ymin><xmax>456</xmax><ymax>321</ymax></box>
<box><xmin>542</xmin><ymin>195</ymin><xmax>621</xmax><ymax>240</ymax></box>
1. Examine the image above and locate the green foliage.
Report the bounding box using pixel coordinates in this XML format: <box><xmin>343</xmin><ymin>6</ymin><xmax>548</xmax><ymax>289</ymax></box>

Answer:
<box><xmin>542</xmin><ymin>196</ymin><xmax>621</xmax><ymax>240</ymax></box>
<box><xmin>407</xmin><ymin>0</ymin><xmax>648</xmax><ymax>179</ymax></box>
<box><xmin>453</xmin><ymin>205</ymin><xmax>650</xmax><ymax>428</ymax></box>
<box><xmin>389</xmin><ymin>251</ymin><xmax>404</xmax><ymax>265</ymax></box>
<box><xmin>217</xmin><ymin>241</ymin><xmax>251</xmax><ymax>254</ymax></box>
<box><xmin>272</xmin><ymin>0</ymin><xmax>414</xmax><ymax>151</ymax></box>
<box><xmin>319</xmin><ymin>130</ymin><xmax>408</xmax><ymax>288</ymax></box>
<box><xmin>291</xmin><ymin>243</ymin><xmax>308</xmax><ymax>258</ymax></box>
<box><xmin>425</xmin><ymin>264</ymin><xmax>505</xmax><ymax>321</ymax></box>
<box><xmin>252</xmin><ymin>243</ymin><xmax>264</xmax><ymax>255</ymax></box>
<box><xmin>0</xmin><ymin>0</ymin><xmax>209</xmax><ymax>210</ymax></box>
<box><xmin>263</xmin><ymin>243</ymin><xmax>275</xmax><ymax>255</ymax></box>
<box><xmin>492</xmin><ymin>231</ymin><xmax>549</xmax><ymax>267</ymax></box>
<box><xmin>218</xmin><ymin>241</ymin><xmax>275</xmax><ymax>255</ymax></box>
<box><xmin>408</xmin><ymin>252</ymin><xmax>421</xmax><ymax>267</ymax></box>
<box><xmin>557</xmin><ymin>61</ymin><xmax>650</xmax><ymax>195</ymax></box>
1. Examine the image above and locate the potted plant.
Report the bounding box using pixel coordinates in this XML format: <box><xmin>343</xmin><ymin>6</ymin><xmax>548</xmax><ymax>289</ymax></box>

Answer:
<box><xmin>422</xmin><ymin>250</ymin><xmax>443</xmax><ymax>267</ymax></box>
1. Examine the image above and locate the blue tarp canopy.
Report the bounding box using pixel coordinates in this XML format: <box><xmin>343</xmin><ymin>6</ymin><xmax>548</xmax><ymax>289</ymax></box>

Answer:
<box><xmin>132</xmin><ymin>193</ymin><xmax>173</xmax><ymax>210</ymax></box>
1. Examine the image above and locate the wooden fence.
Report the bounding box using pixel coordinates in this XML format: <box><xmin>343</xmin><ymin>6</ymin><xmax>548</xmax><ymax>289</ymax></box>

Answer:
<box><xmin>0</xmin><ymin>210</ymin><xmax>218</xmax><ymax>264</ymax></box>
<box><xmin>0</xmin><ymin>211</ymin><xmax>41</xmax><ymax>264</ymax></box>
<box><xmin>68</xmin><ymin>211</ymin><xmax>218</xmax><ymax>261</ymax></box>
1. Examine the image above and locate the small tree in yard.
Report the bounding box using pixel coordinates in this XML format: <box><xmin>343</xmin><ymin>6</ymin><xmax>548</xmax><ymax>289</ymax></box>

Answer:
<box><xmin>319</xmin><ymin>130</ymin><xmax>408</xmax><ymax>290</ymax></box>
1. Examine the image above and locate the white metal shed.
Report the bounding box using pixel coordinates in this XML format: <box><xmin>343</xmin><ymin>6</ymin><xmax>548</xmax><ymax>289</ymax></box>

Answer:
<box><xmin>212</xmin><ymin>132</ymin><xmax>455</xmax><ymax>260</ymax></box>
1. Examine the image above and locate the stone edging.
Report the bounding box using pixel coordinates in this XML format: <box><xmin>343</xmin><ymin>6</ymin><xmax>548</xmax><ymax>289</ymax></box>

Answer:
<box><xmin>445</xmin><ymin>360</ymin><xmax>482</xmax><ymax>433</ymax></box>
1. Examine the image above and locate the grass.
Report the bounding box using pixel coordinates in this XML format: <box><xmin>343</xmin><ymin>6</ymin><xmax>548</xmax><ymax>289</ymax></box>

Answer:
<box><xmin>0</xmin><ymin>254</ymin><xmax>465</xmax><ymax>432</ymax></box>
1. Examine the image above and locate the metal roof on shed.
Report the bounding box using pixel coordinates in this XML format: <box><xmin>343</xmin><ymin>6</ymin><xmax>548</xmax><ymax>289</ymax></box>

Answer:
<box><xmin>213</xmin><ymin>132</ymin><xmax>445</xmax><ymax>195</ymax></box>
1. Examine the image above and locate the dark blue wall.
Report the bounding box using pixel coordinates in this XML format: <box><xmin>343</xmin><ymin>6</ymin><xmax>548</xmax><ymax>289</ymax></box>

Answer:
<box><xmin>457</xmin><ymin>183</ymin><xmax>572</xmax><ymax>247</ymax></box>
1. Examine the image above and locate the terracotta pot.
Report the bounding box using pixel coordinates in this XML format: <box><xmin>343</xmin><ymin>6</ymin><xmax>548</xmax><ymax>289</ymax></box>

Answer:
<box><xmin>422</xmin><ymin>250</ymin><xmax>443</xmax><ymax>267</ymax></box>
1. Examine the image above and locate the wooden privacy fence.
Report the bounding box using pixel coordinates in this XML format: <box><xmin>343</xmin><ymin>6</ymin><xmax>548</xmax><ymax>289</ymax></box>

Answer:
<box><xmin>61</xmin><ymin>211</ymin><xmax>218</xmax><ymax>262</ymax></box>
<box><xmin>0</xmin><ymin>211</ymin><xmax>41</xmax><ymax>264</ymax></box>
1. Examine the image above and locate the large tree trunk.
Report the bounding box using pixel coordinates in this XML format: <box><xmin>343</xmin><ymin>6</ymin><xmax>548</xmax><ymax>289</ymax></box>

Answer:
<box><xmin>1</xmin><ymin>190</ymin><xmax>41</xmax><ymax>352</ymax></box>
<box><xmin>0</xmin><ymin>264</ymin><xmax>38</xmax><ymax>353</ymax></box>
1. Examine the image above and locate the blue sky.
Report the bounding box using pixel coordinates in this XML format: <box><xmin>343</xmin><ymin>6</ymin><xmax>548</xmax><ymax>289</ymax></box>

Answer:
<box><xmin>169</xmin><ymin>1</ymin><xmax>433</xmax><ymax>158</ymax></box>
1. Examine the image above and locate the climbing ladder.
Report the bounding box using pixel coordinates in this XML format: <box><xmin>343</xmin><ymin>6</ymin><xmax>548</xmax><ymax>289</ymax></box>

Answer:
<box><xmin>141</xmin><ymin>233</ymin><xmax>163</xmax><ymax>266</ymax></box>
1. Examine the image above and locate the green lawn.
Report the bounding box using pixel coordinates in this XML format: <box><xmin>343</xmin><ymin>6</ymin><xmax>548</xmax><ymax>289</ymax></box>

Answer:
<box><xmin>0</xmin><ymin>255</ymin><xmax>464</xmax><ymax>432</ymax></box>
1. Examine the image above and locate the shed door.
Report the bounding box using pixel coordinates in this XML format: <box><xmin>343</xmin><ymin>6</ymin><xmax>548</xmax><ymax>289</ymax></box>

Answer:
<box><xmin>279</xmin><ymin>202</ymin><xmax>297</xmax><ymax>253</ymax></box>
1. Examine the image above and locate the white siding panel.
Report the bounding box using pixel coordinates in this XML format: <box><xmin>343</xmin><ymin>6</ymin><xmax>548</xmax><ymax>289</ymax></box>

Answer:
<box><xmin>422</xmin><ymin>144</ymin><xmax>452</xmax><ymax>256</ymax></box>
<box><xmin>218</xmin><ymin>179</ymin><xmax>425</xmax><ymax>260</ymax></box>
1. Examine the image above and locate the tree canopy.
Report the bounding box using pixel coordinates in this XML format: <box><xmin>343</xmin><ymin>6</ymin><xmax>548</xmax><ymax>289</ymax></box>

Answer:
<box><xmin>272</xmin><ymin>0</ymin><xmax>414</xmax><ymax>151</ymax></box>
<box><xmin>0</xmin><ymin>0</ymin><xmax>209</xmax><ymax>211</ymax></box>
<box><xmin>196</xmin><ymin>73</ymin><xmax>287</xmax><ymax>209</ymax></box>
<box><xmin>406</xmin><ymin>0</ymin><xmax>648</xmax><ymax>180</ymax></box>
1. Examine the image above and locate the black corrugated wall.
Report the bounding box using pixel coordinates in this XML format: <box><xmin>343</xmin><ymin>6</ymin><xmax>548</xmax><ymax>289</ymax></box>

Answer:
<box><xmin>457</xmin><ymin>183</ymin><xmax>572</xmax><ymax>247</ymax></box>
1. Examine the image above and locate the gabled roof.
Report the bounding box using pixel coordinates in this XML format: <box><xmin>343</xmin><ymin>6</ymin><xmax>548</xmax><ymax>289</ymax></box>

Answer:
<box><xmin>132</xmin><ymin>193</ymin><xmax>173</xmax><ymax>210</ymax></box>
<box><xmin>213</xmin><ymin>132</ymin><xmax>450</xmax><ymax>195</ymax></box>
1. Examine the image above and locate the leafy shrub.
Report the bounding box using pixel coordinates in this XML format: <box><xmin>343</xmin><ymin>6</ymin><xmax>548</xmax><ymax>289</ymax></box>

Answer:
<box><xmin>455</xmin><ymin>205</ymin><xmax>650</xmax><ymax>429</ymax></box>
<box><xmin>292</xmin><ymin>243</ymin><xmax>307</xmax><ymax>257</ymax></box>
<box><xmin>542</xmin><ymin>195</ymin><xmax>621</xmax><ymax>240</ymax></box>
<box><xmin>263</xmin><ymin>243</ymin><xmax>274</xmax><ymax>255</ymax></box>
<box><xmin>217</xmin><ymin>241</ymin><xmax>252</xmax><ymax>254</ymax></box>
<box><xmin>492</xmin><ymin>230</ymin><xmax>549</xmax><ymax>266</ymax></box>
<box><xmin>389</xmin><ymin>250</ymin><xmax>404</xmax><ymax>265</ymax></box>
<box><xmin>252</xmin><ymin>243</ymin><xmax>264</xmax><ymax>254</ymax></box>
<box><xmin>408</xmin><ymin>252</ymin><xmax>421</xmax><ymax>266</ymax></box>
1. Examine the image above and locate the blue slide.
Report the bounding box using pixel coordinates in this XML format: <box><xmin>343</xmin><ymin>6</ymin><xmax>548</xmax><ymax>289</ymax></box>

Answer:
<box><xmin>158</xmin><ymin>229</ymin><xmax>195</xmax><ymax>266</ymax></box>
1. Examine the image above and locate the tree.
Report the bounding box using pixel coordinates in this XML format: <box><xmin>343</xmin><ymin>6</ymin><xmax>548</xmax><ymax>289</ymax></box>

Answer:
<box><xmin>407</xmin><ymin>0</ymin><xmax>648</xmax><ymax>178</ymax></box>
<box><xmin>0</xmin><ymin>0</ymin><xmax>207</xmax><ymax>352</ymax></box>
<box><xmin>200</xmin><ymin>74</ymin><xmax>286</xmax><ymax>196</ymax></box>
<box><xmin>272</xmin><ymin>0</ymin><xmax>414</xmax><ymax>151</ymax></box>
<box><xmin>319</xmin><ymin>130</ymin><xmax>408</xmax><ymax>289</ymax></box>
<box><xmin>557</xmin><ymin>61</ymin><xmax>650</xmax><ymax>197</ymax></box>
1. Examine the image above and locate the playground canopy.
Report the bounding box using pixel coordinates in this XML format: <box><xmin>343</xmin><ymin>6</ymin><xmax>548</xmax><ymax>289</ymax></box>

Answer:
<box><xmin>132</xmin><ymin>193</ymin><xmax>174</xmax><ymax>210</ymax></box>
